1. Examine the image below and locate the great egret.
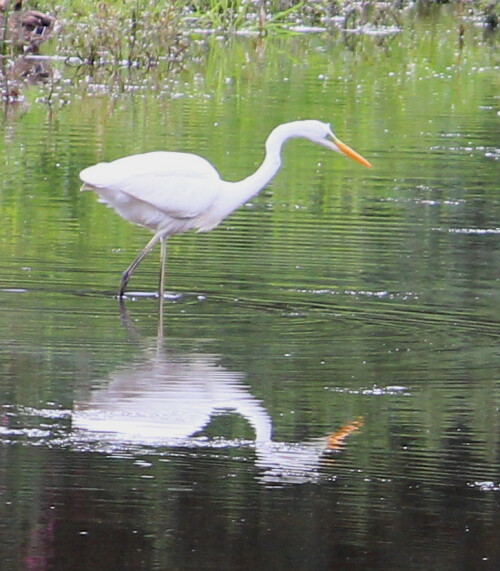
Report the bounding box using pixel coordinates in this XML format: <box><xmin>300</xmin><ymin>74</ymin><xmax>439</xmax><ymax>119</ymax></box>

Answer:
<box><xmin>80</xmin><ymin>120</ymin><xmax>372</xmax><ymax>298</ymax></box>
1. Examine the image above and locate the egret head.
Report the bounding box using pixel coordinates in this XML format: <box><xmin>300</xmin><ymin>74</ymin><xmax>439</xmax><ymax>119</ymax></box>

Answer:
<box><xmin>297</xmin><ymin>120</ymin><xmax>372</xmax><ymax>168</ymax></box>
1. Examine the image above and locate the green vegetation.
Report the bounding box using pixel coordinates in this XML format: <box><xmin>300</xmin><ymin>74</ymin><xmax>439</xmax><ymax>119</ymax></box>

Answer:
<box><xmin>0</xmin><ymin>0</ymin><xmax>494</xmax><ymax>84</ymax></box>
<box><xmin>60</xmin><ymin>2</ymin><xmax>186</xmax><ymax>69</ymax></box>
<box><xmin>30</xmin><ymin>0</ymin><xmax>500</xmax><ymax>66</ymax></box>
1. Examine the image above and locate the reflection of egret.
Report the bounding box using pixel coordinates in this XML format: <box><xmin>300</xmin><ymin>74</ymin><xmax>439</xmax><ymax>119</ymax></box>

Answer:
<box><xmin>80</xmin><ymin>120</ymin><xmax>371</xmax><ymax>298</ymax></box>
<box><xmin>73</xmin><ymin>329</ymin><xmax>363</xmax><ymax>484</ymax></box>
<box><xmin>74</xmin><ymin>351</ymin><xmax>273</xmax><ymax>443</ymax></box>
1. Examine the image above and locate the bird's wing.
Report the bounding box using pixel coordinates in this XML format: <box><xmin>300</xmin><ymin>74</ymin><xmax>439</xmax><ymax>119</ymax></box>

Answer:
<box><xmin>80</xmin><ymin>152</ymin><xmax>223</xmax><ymax>219</ymax></box>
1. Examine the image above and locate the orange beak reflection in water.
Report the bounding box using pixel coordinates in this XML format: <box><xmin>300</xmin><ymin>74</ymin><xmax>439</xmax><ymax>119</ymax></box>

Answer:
<box><xmin>326</xmin><ymin>417</ymin><xmax>364</xmax><ymax>450</ymax></box>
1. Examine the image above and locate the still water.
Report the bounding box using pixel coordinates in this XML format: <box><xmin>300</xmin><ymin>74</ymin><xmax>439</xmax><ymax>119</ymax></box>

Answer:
<box><xmin>1</xmin><ymin>7</ymin><xmax>499</xmax><ymax>570</ymax></box>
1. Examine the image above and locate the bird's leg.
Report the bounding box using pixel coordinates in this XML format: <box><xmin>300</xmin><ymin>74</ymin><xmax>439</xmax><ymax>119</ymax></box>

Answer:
<box><xmin>156</xmin><ymin>237</ymin><xmax>168</xmax><ymax>335</ymax></box>
<box><xmin>158</xmin><ymin>236</ymin><xmax>167</xmax><ymax>299</ymax></box>
<box><xmin>119</xmin><ymin>231</ymin><xmax>164</xmax><ymax>298</ymax></box>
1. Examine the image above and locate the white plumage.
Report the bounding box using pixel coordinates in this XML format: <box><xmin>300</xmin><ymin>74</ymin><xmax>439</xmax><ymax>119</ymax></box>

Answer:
<box><xmin>81</xmin><ymin>151</ymin><xmax>224</xmax><ymax>232</ymax></box>
<box><xmin>80</xmin><ymin>120</ymin><xmax>371</xmax><ymax>298</ymax></box>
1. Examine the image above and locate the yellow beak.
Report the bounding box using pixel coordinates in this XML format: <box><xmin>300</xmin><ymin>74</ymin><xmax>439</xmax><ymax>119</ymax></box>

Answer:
<box><xmin>334</xmin><ymin>136</ymin><xmax>372</xmax><ymax>168</ymax></box>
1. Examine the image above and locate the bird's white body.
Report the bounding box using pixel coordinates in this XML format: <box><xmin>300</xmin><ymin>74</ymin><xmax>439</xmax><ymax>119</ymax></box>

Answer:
<box><xmin>80</xmin><ymin>120</ymin><xmax>371</xmax><ymax>297</ymax></box>
<box><xmin>80</xmin><ymin>151</ymin><xmax>230</xmax><ymax>235</ymax></box>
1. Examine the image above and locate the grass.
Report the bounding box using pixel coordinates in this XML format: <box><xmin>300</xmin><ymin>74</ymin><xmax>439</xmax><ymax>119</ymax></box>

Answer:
<box><xmin>52</xmin><ymin>1</ymin><xmax>187</xmax><ymax>69</ymax></box>
<box><xmin>39</xmin><ymin>1</ymin><xmax>317</xmax><ymax>68</ymax></box>
<box><xmin>0</xmin><ymin>0</ymin><xmax>495</xmax><ymax>103</ymax></box>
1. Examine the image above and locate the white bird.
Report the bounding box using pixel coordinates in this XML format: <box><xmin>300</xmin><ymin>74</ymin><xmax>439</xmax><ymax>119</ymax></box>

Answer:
<box><xmin>79</xmin><ymin>120</ymin><xmax>372</xmax><ymax>298</ymax></box>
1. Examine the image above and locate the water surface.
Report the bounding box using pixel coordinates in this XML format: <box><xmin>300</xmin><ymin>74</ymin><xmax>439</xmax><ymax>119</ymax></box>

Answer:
<box><xmin>1</xmin><ymin>7</ymin><xmax>499</xmax><ymax>570</ymax></box>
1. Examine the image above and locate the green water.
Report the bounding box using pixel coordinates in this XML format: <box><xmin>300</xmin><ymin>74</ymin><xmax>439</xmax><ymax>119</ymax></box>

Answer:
<box><xmin>0</xmin><ymin>7</ymin><xmax>499</xmax><ymax>570</ymax></box>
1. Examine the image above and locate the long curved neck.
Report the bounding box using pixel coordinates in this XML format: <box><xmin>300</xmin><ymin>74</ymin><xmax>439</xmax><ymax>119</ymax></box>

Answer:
<box><xmin>222</xmin><ymin>123</ymin><xmax>294</xmax><ymax>213</ymax></box>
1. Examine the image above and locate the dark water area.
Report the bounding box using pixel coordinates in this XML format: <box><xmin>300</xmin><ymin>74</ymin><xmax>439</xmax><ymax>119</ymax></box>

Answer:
<box><xmin>0</xmin><ymin>6</ymin><xmax>499</xmax><ymax>570</ymax></box>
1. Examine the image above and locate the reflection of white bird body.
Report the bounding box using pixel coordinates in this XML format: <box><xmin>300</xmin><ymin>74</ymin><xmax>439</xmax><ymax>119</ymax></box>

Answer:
<box><xmin>80</xmin><ymin>120</ymin><xmax>371</xmax><ymax>298</ymax></box>
<box><xmin>74</xmin><ymin>352</ymin><xmax>273</xmax><ymax>443</ymax></box>
<box><xmin>73</xmin><ymin>344</ymin><xmax>363</xmax><ymax>484</ymax></box>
